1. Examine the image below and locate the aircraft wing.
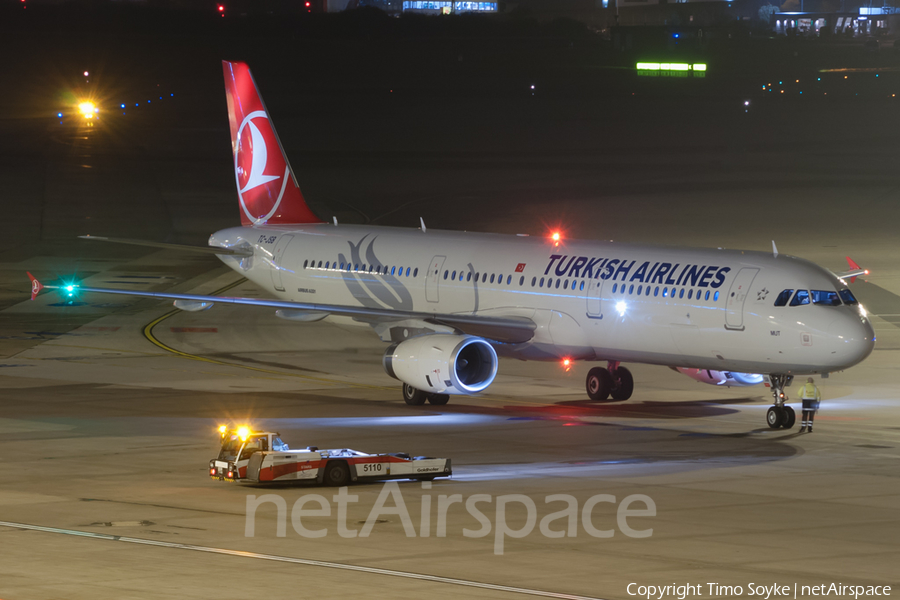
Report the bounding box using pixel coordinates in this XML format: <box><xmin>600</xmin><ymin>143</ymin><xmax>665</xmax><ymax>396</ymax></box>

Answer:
<box><xmin>26</xmin><ymin>273</ymin><xmax>536</xmax><ymax>344</ymax></box>
<box><xmin>834</xmin><ymin>257</ymin><xmax>869</xmax><ymax>283</ymax></box>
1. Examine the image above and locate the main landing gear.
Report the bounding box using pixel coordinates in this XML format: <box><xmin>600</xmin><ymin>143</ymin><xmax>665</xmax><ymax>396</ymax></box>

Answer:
<box><xmin>586</xmin><ymin>361</ymin><xmax>634</xmax><ymax>401</ymax></box>
<box><xmin>402</xmin><ymin>383</ymin><xmax>449</xmax><ymax>406</ymax></box>
<box><xmin>765</xmin><ymin>374</ymin><xmax>795</xmax><ymax>430</ymax></box>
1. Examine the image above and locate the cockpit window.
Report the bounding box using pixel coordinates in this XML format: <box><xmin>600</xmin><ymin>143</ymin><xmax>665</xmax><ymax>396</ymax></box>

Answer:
<box><xmin>238</xmin><ymin>436</ymin><xmax>268</xmax><ymax>461</ymax></box>
<box><xmin>839</xmin><ymin>288</ymin><xmax>858</xmax><ymax>305</ymax></box>
<box><xmin>790</xmin><ymin>290</ymin><xmax>810</xmax><ymax>306</ymax></box>
<box><xmin>810</xmin><ymin>290</ymin><xmax>840</xmax><ymax>306</ymax></box>
<box><xmin>774</xmin><ymin>289</ymin><xmax>794</xmax><ymax>307</ymax></box>
<box><xmin>218</xmin><ymin>436</ymin><xmax>242</xmax><ymax>461</ymax></box>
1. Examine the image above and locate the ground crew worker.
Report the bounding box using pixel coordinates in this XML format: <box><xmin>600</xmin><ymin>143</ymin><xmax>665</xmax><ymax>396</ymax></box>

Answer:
<box><xmin>798</xmin><ymin>377</ymin><xmax>821</xmax><ymax>433</ymax></box>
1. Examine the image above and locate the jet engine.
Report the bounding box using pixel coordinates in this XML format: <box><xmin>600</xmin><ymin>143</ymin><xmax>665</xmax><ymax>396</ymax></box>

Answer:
<box><xmin>674</xmin><ymin>368</ymin><xmax>764</xmax><ymax>387</ymax></box>
<box><xmin>383</xmin><ymin>334</ymin><xmax>498</xmax><ymax>395</ymax></box>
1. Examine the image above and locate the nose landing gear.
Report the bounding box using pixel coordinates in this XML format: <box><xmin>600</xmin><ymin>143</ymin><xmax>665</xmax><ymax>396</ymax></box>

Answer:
<box><xmin>766</xmin><ymin>374</ymin><xmax>795</xmax><ymax>429</ymax></box>
<box><xmin>586</xmin><ymin>361</ymin><xmax>634</xmax><ymax>401</ymax></box>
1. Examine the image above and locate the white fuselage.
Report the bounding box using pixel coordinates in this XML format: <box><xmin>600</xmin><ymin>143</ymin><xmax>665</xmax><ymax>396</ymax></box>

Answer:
<box><xmin>211</xmin><ymin>224</ymin><xmax>875</xmax><ymax>376</ymax></box>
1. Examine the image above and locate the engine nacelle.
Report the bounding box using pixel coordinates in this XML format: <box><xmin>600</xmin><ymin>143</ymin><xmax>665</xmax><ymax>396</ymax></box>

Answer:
<box><xmin>383</xmin><ymin>334</ymin><xmax>498</xmax><ymax>395</ymax></box>
<box><xmin>674</xmin><ymin>368</ymin><xmax>764</xmax><ymax>387</ymax></box>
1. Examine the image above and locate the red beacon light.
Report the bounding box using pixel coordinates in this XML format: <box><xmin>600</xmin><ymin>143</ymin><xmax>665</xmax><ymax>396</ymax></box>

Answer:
<box><xmin>550</xmin><ymin>231</ymin><xmax>562</xmax><ymax>247</ymax></box>
<box><xmin>561</xmin><ymin>358</ymin><xmax>572</xmax><ymax>372</ymax></box>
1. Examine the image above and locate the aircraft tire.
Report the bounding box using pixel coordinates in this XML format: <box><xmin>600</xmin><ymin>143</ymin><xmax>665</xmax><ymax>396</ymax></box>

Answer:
<box><xmin>403</xmin><ymin>383</ymin><xmax>428</xmax><ymax>406</ymax></box>
<box><xmin>766</xmin><ymin>406</ymin><xmax>784</xmax><ymax>429</ymax></box>
<box><xmin>610</xmin><ymin>367</ymin><xmax>634</xmax><ymax>401</ymax></box>
<box><xmin>586</xmin><ymin>367</ymin><xmax>613</xmax><ymax>401</ymax></box>
<box><xmin>324</xmin><ymin>461</ymin><xmax>350</xmax><ymax>487</ymax></box>
<box><xmin>427</xmin><ymin>393</ymin><xmax>450</xmax><ymax>405</ymax></box>
<box><xmin>782</xmin><ymin>406</ymin><xmax>796</xmax><ymax>429</ymax></box>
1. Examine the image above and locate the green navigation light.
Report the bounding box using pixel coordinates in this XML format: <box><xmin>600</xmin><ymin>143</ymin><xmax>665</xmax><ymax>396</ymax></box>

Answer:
<box><xmin>59</xmin><ymin>280</ymin><xmax>81</xmax><ymax>298</ymax></box>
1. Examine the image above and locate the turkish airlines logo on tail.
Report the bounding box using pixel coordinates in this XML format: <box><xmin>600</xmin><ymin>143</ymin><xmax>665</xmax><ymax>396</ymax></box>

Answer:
<box><xmin>235</xmin><ymin>110</ymin><xmax>289</xmax><ymax>225</ymax></box>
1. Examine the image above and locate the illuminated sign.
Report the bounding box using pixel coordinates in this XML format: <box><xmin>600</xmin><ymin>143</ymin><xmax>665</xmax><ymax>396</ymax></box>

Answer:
<box><xmin>636</xmin><ymin>63</ymin><xmax>707</xmax><ymax>78</ymax></box>
<box><xmin>402</xmin><ymin>0</ymin><xmax>497</xmax><ymax>11</ymax></box>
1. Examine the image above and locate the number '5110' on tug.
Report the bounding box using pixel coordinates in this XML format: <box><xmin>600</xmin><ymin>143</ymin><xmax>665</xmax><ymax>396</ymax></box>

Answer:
<box><xmin>27</xmin><ymin>61</ymin><xmax>876</xmax><ymax>431</ymax></box>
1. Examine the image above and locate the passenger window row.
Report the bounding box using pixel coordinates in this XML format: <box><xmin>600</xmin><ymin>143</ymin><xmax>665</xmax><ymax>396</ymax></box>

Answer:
<box><xmin>303</xmin><ymin>260</ymin><xmax>418</xmax><ymax>278</ymax></box>
<box><xmin>774</xmin><ymin>288</ymin><xmax>854</xmax><ymax>307</ymax></box>
<box><xmin>443</xmin><ymin>270</ymin><xmax>583</xmax><ymax>291</ymax></box>
<box><xmin>528</xmin><ymin>276</ymin><xmax>584</xmax><ymax>292</ymax></box>
<box><xmin>607</xmin><ymin>282</ymin><xmax>719</xmax><ymax>302</ymax></box>
<box><xmin>443</xmin><ymin>269</ymin><xmax>719</xmax><ymax>303</ymax></box>
<box><xmin>443</xmin><ymin>270</ymin><xmax>514</xmax><ymax>286</ymax></box>
<box><xmin>524</xmin><ymin>275</ymin><xmax>717</xmax><ymax>301</ymax></box>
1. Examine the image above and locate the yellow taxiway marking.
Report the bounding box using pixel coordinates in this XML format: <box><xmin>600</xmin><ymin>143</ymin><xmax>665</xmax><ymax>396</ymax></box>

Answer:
<box><xmin>139</xmin><ymin>279</ymin><xmax>580</xmax><ymax>407</ymax></box>
<box><xmin>141</xmin><ymin>278</ymin><xmax>394</xmax><ymax>391</ymax></box>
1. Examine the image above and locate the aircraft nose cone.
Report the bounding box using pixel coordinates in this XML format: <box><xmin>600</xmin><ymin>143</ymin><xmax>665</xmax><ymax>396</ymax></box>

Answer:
<box><xmin>829</xmin><ymin>309</ymin><xmax>876</xmax><ymax>369</ymax></box>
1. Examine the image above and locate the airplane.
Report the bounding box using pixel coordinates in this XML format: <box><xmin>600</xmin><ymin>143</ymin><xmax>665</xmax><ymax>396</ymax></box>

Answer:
<box><xmin>27</xmin><ymin>61</ymin><xmax>876</xmax><ymax>430</ymax></box>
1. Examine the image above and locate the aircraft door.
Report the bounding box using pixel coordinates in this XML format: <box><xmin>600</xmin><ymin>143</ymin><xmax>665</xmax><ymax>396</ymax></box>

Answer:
<box><xmin>270</xmin><ymin>235</ymin><xmax>295</xmax><ymax>292</ymax></box>
<box><xmin>725</xmin><ymin>267</ymin><xmax>759</xmax><ymax>330</ymax></box>
<box><xmin>586</xmin><ymin>278</ymin><xmax>605</xmax><ymax>319</ymax></box>
<box><xmin>426</xmin><ymin>255</ymin><xmax>446</xmax><ymax>303</ymax></box>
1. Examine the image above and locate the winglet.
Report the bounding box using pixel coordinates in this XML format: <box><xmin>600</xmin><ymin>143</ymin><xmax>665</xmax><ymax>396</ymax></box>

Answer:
<box><xmin>772</xmin><ymin>240</ymin><xmax>778</xmax><ymax>258</ymax></box>
<box><xmin>27</xmin><ymin>272</ymin><xmax>43</xmax><ymax>301</ymax></box>
<box><xmin>846</xmin><ymin>256</ymin><xmax>869</xmax><ymax>283</ymax></box>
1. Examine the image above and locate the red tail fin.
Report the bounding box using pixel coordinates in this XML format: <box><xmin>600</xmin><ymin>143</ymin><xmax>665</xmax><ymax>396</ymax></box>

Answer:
<box><xmin>27</xmin><ymin>272</ymin><xmax>43</xmax><ymax>301</ymax></box>
<box><xmin>222</xmin><ymin>61</ymin><xmax>322</xmax><ymax>226</ymax></box>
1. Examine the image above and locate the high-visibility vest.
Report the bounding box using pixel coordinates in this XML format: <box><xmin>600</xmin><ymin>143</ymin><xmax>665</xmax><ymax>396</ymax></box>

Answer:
<box><xmin>799</xmin><ymin>383</ymin><xmax>820</xmax><ymax>400</ymax></box>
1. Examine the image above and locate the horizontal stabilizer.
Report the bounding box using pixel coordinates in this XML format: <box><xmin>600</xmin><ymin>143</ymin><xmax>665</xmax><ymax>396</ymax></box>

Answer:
<box><xmin>78</xmin><ymin>235</ymin><xmax>253</xmax><ymax>257</ymax></box>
